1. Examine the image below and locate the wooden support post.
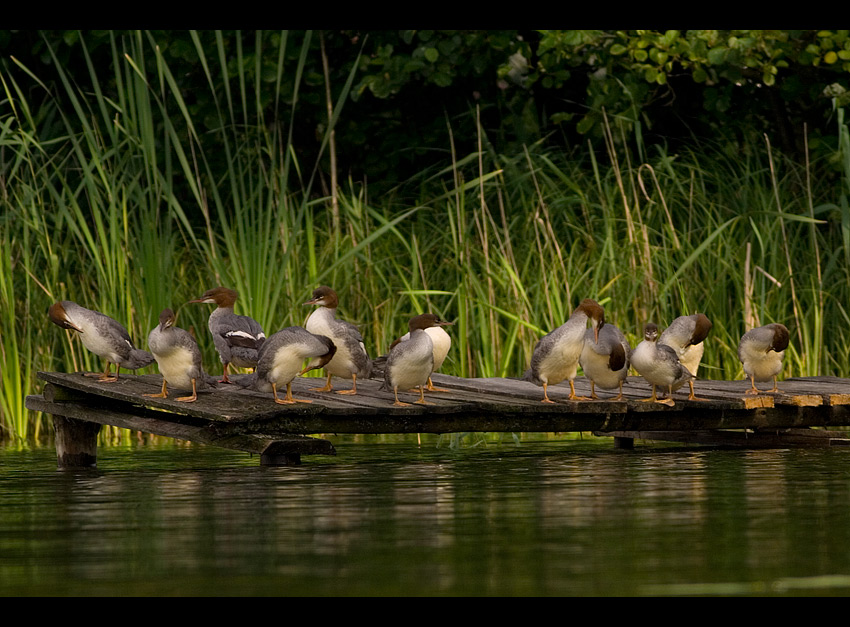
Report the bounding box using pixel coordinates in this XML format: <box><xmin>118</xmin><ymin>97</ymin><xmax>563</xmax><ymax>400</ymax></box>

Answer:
<box><xmin>53</xmin><ymin>415</ymin><xmax>101</xmax><ymax>468</ymax></box>
<box><xmin>260</xmin><ymin>451</ymin><xmax>302</xmax><ymax>466</ymax></box>
<box><xmin>614</xmin><ymin>435</ymin><xmax>634</xmax><ymax>450</ymax></box>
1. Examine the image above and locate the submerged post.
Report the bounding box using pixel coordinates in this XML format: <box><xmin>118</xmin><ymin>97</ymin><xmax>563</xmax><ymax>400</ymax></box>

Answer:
<box><xmin>53</xmin><ymin>415</ymin><xmax>101</xmax><ymax>468</ymax></box>
<box><xmin>613</xmin><ymin>435</ymin><xmax>634</xmax><ymax>450</ymax></box>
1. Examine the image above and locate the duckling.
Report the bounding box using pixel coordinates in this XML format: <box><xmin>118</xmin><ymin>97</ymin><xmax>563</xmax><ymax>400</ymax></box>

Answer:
<box><xmin>145</xmin><ymin>308</ymin><xmax>215</xmax><ymax>402</ymax></box>
<box><xmin>523</xmin><ymin>299</ymin><xmax>605</xmax><ymax>403</ymax></box>
<box><xmin>737</xmin><ymin>323</ymin><xmax>789</xmax><ymax>394</ymax></box>
<box><xmin>241</xmin><ymin>327</ymin><xmax>337</xmax><ymax>404</ymax></box>
<box><xmin>187</xmin><ymin>286</ymin><xmax>265</xmax><ymax>384</ymax></box>
<box><xmin>48</xmin><ymin>301</ymin><xmax>154</xmax><ymax>381</ymax></box>
<box><xmin>659</xmin><ymin>313</ymin><xmax>712</xmax><ymax>401</ymax></box>
<box><xmin>630</xmin><ymin>322</ymin><xmax>692</xmax><ymax>407</ymax></box>
<box><xmin>304</xmin><ymin>286</ymin><xmax>372</xmax><ymax>394</ymax></box>
<box><xmin>579</xmin><ymin>322</ymin><xmax>630</xmax><ymax>400</ymax></box>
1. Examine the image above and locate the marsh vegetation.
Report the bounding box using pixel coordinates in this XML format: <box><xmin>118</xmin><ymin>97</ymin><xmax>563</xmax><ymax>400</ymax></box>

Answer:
<box><xmin>3</xmin><ymin>31</ymin><xmax>850</xmax><ymax>440</ymax></box>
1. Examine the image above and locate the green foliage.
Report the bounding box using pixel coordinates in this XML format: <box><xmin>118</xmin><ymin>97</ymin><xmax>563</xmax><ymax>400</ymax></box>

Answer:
<box><xmin>506</xmin><ymin>30</ymin><xmax>850</xmax><ymax>151</ymax></box>
<box><xmin>5</xmin><ymin>30</ymin><xmax>850</xmax><ymax>440</ymax></box>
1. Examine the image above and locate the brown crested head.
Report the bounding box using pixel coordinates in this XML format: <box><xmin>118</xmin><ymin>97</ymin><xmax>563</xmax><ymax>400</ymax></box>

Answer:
<box><xmin>576</xmin><ymin>298</ymin><xmax>605</xmax><ymax>342</ymax></box>
<box><xmin>188</xmin><ymin>286</ymin><xmax>237</xmax><ymax>308</ymax></box>
<box><xmin>299</xmin><ymin>335</ymin><xmax>337</xmax><ymax>375</ymax></box>
<box><xmin>304</xmin><ymin>285</ymin><xmax>339</xmax><ymax>309</ymax></box>
<box><xmin>409</xmin><ymin>313</ymin><xmax>453</xmax><ymax>333</ymax></box>
<box><xmin>769</xmin><ymin>323</ymin><xmax>790</xmax><ymax>353</ymax></box>
<box><xmin>690</xmin><ymin>313</ymin><xmax>713</xmax><ymax>346</ymax></box>
<box><xmin>48</xmin><ymin>301</ymin><xmax>83</xmax><ymax>333</ymax></box>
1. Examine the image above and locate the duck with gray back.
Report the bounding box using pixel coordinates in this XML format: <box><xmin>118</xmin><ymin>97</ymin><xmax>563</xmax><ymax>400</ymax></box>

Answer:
<box><xmin>187</xmin><ymin>287</ymin><xmax>266</xmax><ymax>384</ymax></box>
<box><xmin>48</xmin><ymin>301</ymin><xmax>154</xmax><ymax>381</ymax></box>
<box><xmin>737</xmin><ymin>323</ymin><xmax>789</xmax><ymax>395</ymax></box>
<box><xmin>145</xmin><ymin>308</ymin><xmax>216</xmax><ymax>402</ymax></box>
<box><xmin>631</xmin><ymin>322</ymin><xmax>693</xmax><ymax>406</ymax></box>
<box><xmin>658</xmin><ymin>313</ymin><xmax>712</xmax><ymax>401</ymax></box>
<box><xmin>303</xmin><ymin>286</ymin><xmax>372</xmax><ymax>394</ymax></box>
<box><xmin>523</xmin><ymin>299</ymin><xmax>605</xmax><ymax>403</ymax></box>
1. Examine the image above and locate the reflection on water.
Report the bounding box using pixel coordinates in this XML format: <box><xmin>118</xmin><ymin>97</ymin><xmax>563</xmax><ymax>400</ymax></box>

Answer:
<box><xmin>2</xmin><ymin>434</ymin><xmax>850</xmax><ymax>596</ymax></box>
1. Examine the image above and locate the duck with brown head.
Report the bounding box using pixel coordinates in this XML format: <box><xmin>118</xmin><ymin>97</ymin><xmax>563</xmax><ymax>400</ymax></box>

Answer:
<box><xmin>187</xmin><ymin>287</ymin><xmax>266</xmax><ymax>384</ymax></box>
<box><xmin>48</xmin><ymin>301</ymin><xmax>154</xmax><ymax>382</ymax></box>
<box><xmin>523</xmin><ymin>299</ymin><xmax>605</xmax><ymax>403</ymax></box>
<box><xmin>240</xmin><ymin>326</ymin><xmax>337</xmax><ymax>404</ymax></box>
<box><xmin>381</xmin><ymin>313</ymin><xmax>451</xmax><ymax>406</ymax></box>
<box><xmin>303</xmin><ymin>286</ymin><xmax>373</xmax><ymax>395</ymax></box>
<box><xmin>579</xmin><ymin>321</ymin><xmax>630</xmax><ymax>400</ymax></box>
<box><xmin>737</xmin><ymin>323</ymin><xmax>789</xmax><ymax>395</ymax></box>
<box><xmin>658</xmin><ymin>313</ymin><xmax>712</xmax><ymax>401</ymax></box>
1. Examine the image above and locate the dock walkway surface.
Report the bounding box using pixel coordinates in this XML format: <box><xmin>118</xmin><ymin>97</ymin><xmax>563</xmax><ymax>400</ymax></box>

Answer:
<box><xmin>25</xmin><ymin>371</ymin><xmax>850</xmax><ymax>467</ymax></box>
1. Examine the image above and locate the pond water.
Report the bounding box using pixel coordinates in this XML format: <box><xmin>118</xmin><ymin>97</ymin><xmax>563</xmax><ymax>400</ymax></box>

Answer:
<box><xmin>2</xmin><ymin>433</ymin><xmax>850</xmax><ymax>596</ymax></box>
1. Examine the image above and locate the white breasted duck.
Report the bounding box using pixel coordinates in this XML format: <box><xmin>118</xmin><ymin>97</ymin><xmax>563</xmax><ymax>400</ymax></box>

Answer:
<box><xmin>579</xmin><ymin>322</ymin><xmax>630</xmax><ymax>400</ymax></box>
<box><xmin>375</xmin><ymin>315</ymin><xmax>454</xmax><ymax>391</ymax></box>
<box><xmin>241</xmin><ymin>326</ymin><xmax>337</xmax><ymax>404</ymax></box>
<box><xmin>187</xmin><ymin>287</ymin><xmax>265</xmax><ymax>383</ymax></box>
<box><xmin>658</xmin><ymin>313</ymin><xmax>713</xmax><ymax>401</ymax></box>
<box><xmin>303</xmin><ymin>286</ymin><xmax>372</xmax><ymax>394</ymax></box>
<box><xmin>737</xmin><ymin>323</ymin><xmax>789</xmax><ymax>395</ymax></box>
<box><xmin>381</xmin><ymin>313</ymin><xmax>450</xmax><ymax>406</ymax></box>
<box><xmin>523</xmin><ymin>298</ymin><xmax>605</xmax><ymax>403</ymax></box>
<box><xmin>145</xmin><ymin>308</ymin><xmax>215</xmax><ymax>402</ymax></box>
<box><xmin>630</xmin><ymin>322</ymin><xmax>692</xmax><ymax>406</ymax></box>
<box><xmin>48</xmin><ymin>301</ymin><xmax>154</xmax><ymax>382</ymax></box>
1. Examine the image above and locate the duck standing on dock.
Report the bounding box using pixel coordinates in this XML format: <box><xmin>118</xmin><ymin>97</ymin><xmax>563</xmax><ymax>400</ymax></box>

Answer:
<box><xmin>382</xmin><ymin>313</ymin><xmax>451</xmax><ymax>406</ymax></box>
<box><xmin>579</xmin><ymin>322</ymin><xmax>630</xmax><ymax>400</ymax></box>
<box><xmin>630</xmin><ymin>322</ymin><xmax>692</xmax><ymax>406</ymax></box>
<box><xmin>303</xmin><ymin>286</ymin><xmax>372</xmax><ymax>394</ymax></box>
<box><xmin>372</xmin><ymin>314</ymin><xmax>454</xmax><ymax>392</ymax></box>
<box><xmin>737</xmin><ymin>323</ymin><xmax>789</xmax><ymax>395</ymax></box>
<box><xmin>187</xmin><ymin>287</ymin><xmax>265</xmax><ymax>384</ymax></box>
<box><xmin>658</xmin><ymin>313</ymin><xmax>713</xmax><ymax>401</ymax></box>
<box><xmin>48</xmin><ymin>301</ymin><xmax>154</xmax><ymax>382</ymax></box>
<box><xmin>241</xmin><ymin>327</ymin><xmax>337</xmax><ymax>404</ymax></box>
<box><xmin>145</xmin><ymin>308</ymin><xmax>215</xmax><ymax>402</ymax></box>
<box><xmin>523</xmin><ymin>299</ymin><xmax>605</xmax><ymax>403</ymax></box>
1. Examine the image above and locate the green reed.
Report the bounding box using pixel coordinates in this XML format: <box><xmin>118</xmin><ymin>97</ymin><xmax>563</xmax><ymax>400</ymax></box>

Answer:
<box><xmin>2</xmin><ymin>30</ymin><xmax>850</xmax><ymax>439</ymax></box>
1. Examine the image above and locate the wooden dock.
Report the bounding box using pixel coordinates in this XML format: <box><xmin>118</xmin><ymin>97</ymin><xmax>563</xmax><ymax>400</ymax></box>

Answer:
<box><xmin>25</xmin><ymin>370</ymin><xmax>850</xmax><ymax>467</ymax></box>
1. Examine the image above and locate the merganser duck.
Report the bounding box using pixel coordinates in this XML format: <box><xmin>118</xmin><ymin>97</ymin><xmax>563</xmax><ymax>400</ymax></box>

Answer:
<box><xmin>579</xmin><ymin>322</ymin><xmax>630</xmax><ymax>400</ymax></box>
<box><xmin>241</xmin><ymin>327</ymin><xmax>337</xmax><ymax>404</ymax></box>
<box><xmin>523</xmin><ymin>299</ymin><xmax>605</xmax><ymax>403</ymax></box>
<box><xmin>658</xmin><ymin>313</ymin><xmax>712</xmax><ymax>401</ymax></box>
<box><xmin>187</xmin><ymin>287</ymin><xmax>265</xmax><ymax>383</ymax></box>
<box><xmin>48</xmin><ymin>301</ymin><xmax>154</xmax><ymax>381</ymax></box>
<box><xmin>373</xmin><ymin>315</ymin><xmax>454</xmax><ymax>391</ymax></box>
<box><xmin>303</xmin><ymin>286</ymin><xmax>372</xmax><ymax>394</ymax></box>
<box><xmin>737</xmin><ymin>323</ymin><xmax>789</xmax><ymax>394</ymax></box>
<box><xmin>381</xmin><ymin>313</ymin><xmax>447</xmax><ymax>406</ymax></box>
<box><xmin>145</xmin><ymin>308</ymin><xmax>214</xmax><ymax>402</ymax></box>
<box><xmin>630</xmin><ymin>322</ymin><xmax>692</xmax><ymax>406</ymax></box>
